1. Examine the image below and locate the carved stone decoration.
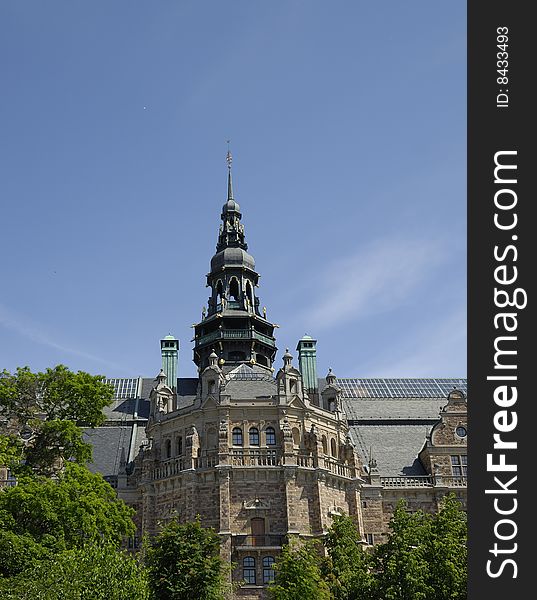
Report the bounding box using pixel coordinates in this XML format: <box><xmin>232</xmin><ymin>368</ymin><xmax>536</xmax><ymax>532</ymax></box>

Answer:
<box><xmin>219</xmin><ymin>419</ymin><xmax>228</xmax><ymax>439</ymax></box>
<box><xmin>243</xmin><ymin>497</ymin><xmax>270</xmax><ymax>510</ymax></box>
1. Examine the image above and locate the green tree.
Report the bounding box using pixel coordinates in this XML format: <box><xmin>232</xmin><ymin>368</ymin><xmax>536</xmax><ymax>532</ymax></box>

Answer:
<box><xmin>0</xmin><ymin>529</ymin><xmax>50</xmax><ymax>578</ymax></box>
<box><xmin>268</xmin><ymin>539</ymin><xmax>331</xmax><ymax>600</ymax></box>
<box><xmin>323</xmin><ymin>515</ymin><xmax>375</xmax><ymax>599</ymax></box>
<box><xmin>373</xmin><ymin>501</ymin><xmax>433</xmax><ymax>600</ymax></box>
<box><xmin>0</xmin><ymin>365</ymin><xmax>114</xmax><ymax>475</ymax></box>
<box><xmin>0</xmin><ymin>434</ymin><xmax>23</xmax><ymax>472</ymax></box>
<box><xmin>423</xmin><ymin>494</ymin><xmax>467</xmax><ymax>600</ymax></box>
<box><xmin>0</xmin><ymin>462</ymin><xmax>135</xmax><ymax>574</ymax></box>
<box><xmin>0</xmin><ymin>542</ymin><xmax>150</xmax><ymax>599</ymax></box>
<box><xmin>373</xmin><ymin>496</ymin><xmax>467</xmax><ymax>600</ymax></box>
<box><xmin>145</xmin><ymin>517</ymin><xmax>232</xmax><ymax>600</ymax></box>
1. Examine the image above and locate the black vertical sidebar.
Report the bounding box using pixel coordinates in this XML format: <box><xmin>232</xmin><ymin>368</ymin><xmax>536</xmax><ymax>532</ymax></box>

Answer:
<box><xmin>468</xmin><ymin>1</ymin><xmax>533</xmax><ymax>597</ymax></box>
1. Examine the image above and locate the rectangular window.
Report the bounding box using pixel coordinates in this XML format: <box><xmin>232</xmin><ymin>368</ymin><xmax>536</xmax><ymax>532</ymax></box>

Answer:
<box><xmin>451</xmin><ymin>455</ymin><xmax>467</xmax><ymax>477</ymax></box>
<box><xmin>366</xmin><ymin>533</ymin><xmax>374</xmax><ymax>545</ymax></box>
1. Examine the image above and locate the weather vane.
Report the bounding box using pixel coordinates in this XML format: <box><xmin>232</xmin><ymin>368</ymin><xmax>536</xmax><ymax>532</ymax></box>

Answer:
<box><xmin>226</xmin><ymin>140</ymin><xmax>232</xmax><ymax>170</ymax></box>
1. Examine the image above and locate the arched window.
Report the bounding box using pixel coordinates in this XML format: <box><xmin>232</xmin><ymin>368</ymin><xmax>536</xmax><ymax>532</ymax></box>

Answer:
<box><xmin>290</xmin><ymin>379</ymin><xmax>297</xmax><ymax>393</ymax></box>
<box><xmin>216</xmin><ymin>280</ymin><xmax>224</xmax><ymax>302</ymax></box>
<box><xmin>232</xmin><ymin>427</ymin><xmax>243</xmax><ymax>446</ymax></box>
<box><xmin>165</xmin><ymin>439</ymin><xmax>171</xmax><ymax>459</ymax></box>
<box><xmin>322</xmin><ymin>435</ymin><xmax>328</xmax><ymax>455</ymax></box>
<box><xmin>265</xmin><ymin>427</ymin><xmax>276</xmax><ymax>446</ymax></box>
<box><xmin>330</xmin><ymin>438</ymin><xmax>337</xmax><ymax>457</ymax></box>
<box><xmin>246</xmin><ymin>281</ymin><xmax>253</xmax><ymax>305</ymax></box>
<box><xmin>175</xmin><ymin>436</ymin><xmax>183</xmax><ymax>456</ymax></box>
<box><xmin>208</xmin><ymin>379</ymin><xmax>216</xmax><ymax>394</ymax></box>
<box><xmin>229</xmin><ymin>278</ymin><xmax>240</xmax><ymax>301</ymax></box>
<box><xmin>243</xmin><ymin>557</ymin><xmax>256</xmax><ymax>585</ymax></box>
<box><xmin>249</xmin><ymin>427</ymin><xmax>260</xmax><ymax>446</ymax></box>
<box><xmin>292</xmin><ymin>427</ymin><xmax>300</xmax><ymax>447</ymax></box>
<box><xmin>263</xmin><ymin>556</ymin><xmax>275</xmax><ymax>584</ymax></box>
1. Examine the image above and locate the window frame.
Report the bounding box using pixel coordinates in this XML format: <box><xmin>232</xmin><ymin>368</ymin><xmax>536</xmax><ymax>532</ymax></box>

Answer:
<box><xmin>262</xmin><ymin>556</ymin><xmax>275</xmax><ymax>584</ymax></box>
<box><xmin>265</xmin><ymin>426</ymin><xmax>276</xmax><ymax>446</ymax></box>
<box><xmin>450</xmin><ymin>454</ymin><xmax>468</xmax><ymax>477</ymax></box>
<box><xmin>249</xmin><ymin>427</ymin><xmax>260</xmax><ymax>446</ymax></box>
<box><xmin>243</xmin><ymin>556</ymin><xmax>256</xmax><ymax>585</ymax></box>
<box><xmin>232</xmin><ymin>427</ymin><xmax>243</xmax><ymax>446</ymax></box>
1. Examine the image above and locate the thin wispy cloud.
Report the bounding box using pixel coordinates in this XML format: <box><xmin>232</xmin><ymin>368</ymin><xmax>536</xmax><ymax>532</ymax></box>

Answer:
<box><xmin>0</xmin><ymin>303</ymin><xmax>124</xmax><ymax>371</ymax></box>
<box><xmin>302</xmin><ymin>236</ymin><xmax>450</xmax><ymax>330</ymax></box>
<box><xmin>361</xmin><ymin>308</ymin><xmax>467</xmax><ymax>377</ymax></box>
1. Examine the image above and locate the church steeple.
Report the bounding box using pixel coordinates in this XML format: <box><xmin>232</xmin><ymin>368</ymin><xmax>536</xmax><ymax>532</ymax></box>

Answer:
<box><xmin>216</xmin><ymin>149</ymin><xmax>248</xmax><ymax>253</ymax></box>
<box><xmin>192</xmin><ymin>152</ymin><xmax>277</xmax><ymax>372</ymax></box>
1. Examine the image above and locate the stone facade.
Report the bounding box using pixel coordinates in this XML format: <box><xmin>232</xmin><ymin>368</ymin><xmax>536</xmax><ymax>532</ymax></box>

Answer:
<box><xmin>111</xmin><ymin>161</ymin><xmax>467</xmax><ymax>598</ymax></box>
<box><xmin>120</xmin><ymin>351</ymin><xmax>372</xmax><ymax>598</ymax></box>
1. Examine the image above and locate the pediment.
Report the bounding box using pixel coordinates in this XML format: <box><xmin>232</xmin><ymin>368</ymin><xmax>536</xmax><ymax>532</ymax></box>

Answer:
<box><xmin>288</xmin><ymin>395</ymin><xmax>307</xmax><ymax>409</ymax></box>
<box><xmin>243</xmin><ymin>498</ymin><xmax>271</xmax><ymax>510</ymax></box>
<box><xmin>201</xmin><ymin>395</ymin><xmax>218</xmax><ymax>409</ymax></box>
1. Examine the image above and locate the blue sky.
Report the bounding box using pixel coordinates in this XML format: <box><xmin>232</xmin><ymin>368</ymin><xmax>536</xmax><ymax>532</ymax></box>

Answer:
<box><xmin>0</xmin><ymin>1</ymin><xmax>466</xmax><ymax>380</ymax></box>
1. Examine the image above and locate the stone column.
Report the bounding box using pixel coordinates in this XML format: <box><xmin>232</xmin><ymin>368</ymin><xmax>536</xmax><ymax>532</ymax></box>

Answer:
<box><xmin>283</xmin><ymin>467</ymin><xmax>300</xmax><ymax>536</ymax></box>
<box><xmin>346</xmin><ymin>479</ymin><xmax>365</xmax><ymax>537</ymax></box>
<box><xmin>217</xmin><ymin>466</ymin><xmax>233</xmax><ymax>567</ymax></box>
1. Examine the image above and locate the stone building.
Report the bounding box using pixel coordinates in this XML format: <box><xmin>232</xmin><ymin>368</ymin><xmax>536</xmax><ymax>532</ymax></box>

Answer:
<box><xmin>82</xmin><ymin>158</ymin><xmax>467</xmax><ymax>598</ymax></box>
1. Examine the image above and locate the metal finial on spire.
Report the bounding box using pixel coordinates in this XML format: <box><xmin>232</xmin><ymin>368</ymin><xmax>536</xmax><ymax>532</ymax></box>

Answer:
<box><xmin>226</xmin><ymin>141</ymin><xmax>234</xmax><ymax>200</ymax></box>
<box><xmin>226</xmin><ymin>140</ymin><xmax>232</xmax><ymax>170</ymax></box>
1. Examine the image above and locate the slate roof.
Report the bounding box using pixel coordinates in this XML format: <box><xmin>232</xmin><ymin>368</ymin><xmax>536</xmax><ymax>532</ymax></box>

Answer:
<box><xmin>342</xmin><ymin>398</ymin><xmax>445</xmax><ymax>422</ymax></box>
<box><xmin>84</xmin><ymin>426</ymin><xmax>132</xmax><ymax>479</ymax></box>
<box><xmin>220</xmin><ymin>364</ymin><xmax>277</xmax><ymax>400</ymax></box>
<box><xmin>341</xmin><ymin>378</ymin><xmax>467</xmax><ymax>476</ymax></box>
<box><xmin>349</xmin><ymin>424</ymin><xmax>431</xmax><ymax>476</ymax></box>
<box><xmin>102</xmin><ymin>397</ymin><xmax>139</xmax><ymax>421</ymax></box>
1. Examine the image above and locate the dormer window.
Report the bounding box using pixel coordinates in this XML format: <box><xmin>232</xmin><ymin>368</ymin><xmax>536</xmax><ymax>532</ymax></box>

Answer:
<box><xmin>290</xmin><ymin>379</ymin><xmax>297</xmax><ymax>393</ymax></box>
<box><xmin>208</xmin><ymin>380</ymin><xmax>216</xmax><ymax>394</ymax></box>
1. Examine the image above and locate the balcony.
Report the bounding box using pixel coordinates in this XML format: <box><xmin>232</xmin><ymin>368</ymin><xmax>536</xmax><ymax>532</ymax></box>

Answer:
<box><xmin>379</xmin><ymin>475</ymin><xmax>467</xmax><ymax>488</ymax></box>
<box><xmin>232</xmin><ymin>534</ymin><xmax>285</xmax><ymax>549</ymax></box>
<box><xmin>196</xmin><ymin>328</ymin><xmax>275</xmax><ymax>347</ymax></box>
<box><xmin>231</xmin><ymin>449</ymin><xmax>281</xmax><ymax>466</ymax></box>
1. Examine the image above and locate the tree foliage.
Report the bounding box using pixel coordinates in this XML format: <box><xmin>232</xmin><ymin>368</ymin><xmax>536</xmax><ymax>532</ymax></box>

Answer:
<box><xmin>373</xmin><ymin>502</ymin><xmax>433</xmax><ymax>600</ymax></box>
<box><xmin>0</xmin><ymin>434</ymin><xmax>23</xmax><ymax>472</ymax></box>
<box><xmin>0</xmin><ymin>542</ymin><xmax>150</xmax><ymax>599</ymax></box>
<box><xmin>0</xmin><ymin>365</ymin><xmax>114</xmax><ymax>475</ymax></box>
<box><xmin>268</xmin><ymin>539</ymin><xmax>331</xmax><ymax>600</ymax></box>
<box><xmin>373</xmin><ymin>495</ymin><xmax>467</xmax><ymax>600</ymax></box>
<box><xmin>0</xmin><ymin>462</ymin><xmax>135</xmax><ymax>571</ymax></box>
<box><xmin>323</xmin><ymin>515</ymin><xmax>375</xmax><ymax>599</ymax></box>
<box><xmin>268</xmin><ymin>497</ymin><xmax>466</xmax><ymax>600</ymax></box>
<box><xmin>0</xmin><ymin>365</ymin><xmax>114</xmax><ymax>425</ymax></box>
<box><xmin>145</xmin><ymin>517</ymin><xmax>233</xmax><ymax>600</ymax></box>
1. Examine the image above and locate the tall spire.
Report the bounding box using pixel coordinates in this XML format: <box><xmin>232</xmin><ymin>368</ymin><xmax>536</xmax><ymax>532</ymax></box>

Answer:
<box><xmin>192</xmin><ymin>150</ymin><xmax>278</xmax><ymax>372</ymax></box>
<box><xmin>217</xmin><ymin>146</ymin><xmax>246</xmax><ymax>252</ymax></box>
<box><xmin>226</xmin><ymin>141</ymin><xmax>234</xmax><ymax>201</ymax></box>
